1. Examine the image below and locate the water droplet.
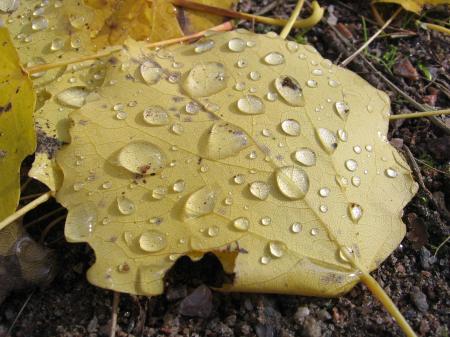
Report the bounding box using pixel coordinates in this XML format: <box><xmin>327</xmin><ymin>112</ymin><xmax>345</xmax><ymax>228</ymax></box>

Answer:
<box><xmin>310</xmin><ymin>228</ymin><xmax>319</xmax><ymax>236</ymax></box>
<box><xmin>102</xmin><ymin>217</ymin><xmax>110</xmax><ymax>225</ymax></box>
<box><xmin>50</xmin><ymin>37</ymin><xmax>64</xmax><ymax>51</ymax></box>
<box><xmin>337</xmin><ymin>129</ymin><xmax>347</xmax><ymax>142</ymax></box>
<box><xmin>228</xmin><ymin>38</ymin><xmax>246</xmax><ymax>52</ymax></box>
<box><xmin>248</xmin><ymin>151</ymin><xmax>257</xmax><ymax>159</ymax></box>
<box><xmin>140</xmin><ymin>60</ymin><xmax>163</xmax><ymax>85</ymax></box>
<box><xmin>249</xmin><ymin>71</ymin><xmax>261</xmax><ymax>81</ymax></box>
<box><xmin>173</xmin><ymin>179</ymin><xmax>185</xmax><ymax>193</ymax></box>
<box><xmin>65</xmin><ymin>202</ymin><xmax>97</xmax><ymax>241</ymax></box>
<box><xmin>117</xmin><ymin>262</ymin><xmax>130</xmax><ymax>273</ymax></box>
<box><xmin>311</xmin><ymin>69</ymin><xmax>323</xmax><ymax>76</ymax></box>
<box><xmin>233</xmin><ymin>217</ymin><xmax>250</xmax><ymax>231</ymax></box>
<box><xmin>233</xmin><ymin>174</ymin><xmax>245</xmax><ymax>185</ymax></box>
<box><xmin>118</xmin><ymin>141</ymin><xmax>166</xmax><ymax>175</ymax></box>
<box><xmin>316</xmin><ymin>128</ymin><xmax>338</xmax><ymax>153</ymax></box>
<box><xmin>268</xmin><ymin>241</ymin><xmax>287</xmax><ymax>258</ymax></box>
<box><xmin>264</xmin><ymin>52</ymin><xmax>285</xmax><ymax>65</ymax></box>
<box><xmin>260</xmin><ymin>256</ymin><xmax>270</xmax><ymax>265</ymax></box>
<box><xmin>328</xmin><ymin>79</ymin><xmax>340</xmax><ymax>87</ymax></box>
<box><xmin>152</xmin><ymin>186</ymin><xmax>167</xmax><ymax>200</ymax></box>
<box><xmin>319</xmin><ymin>205</ymin><xmax>328</xmax><ymax>213</ymax></box>
<box><xmin>149</xmin><ymin>217</ymin><xmax>163</xmax><ymax>225</ymax></box>
<box><xmin>185</xmin><ymin>101</ymin><xmax>201</xmax><ymax>114</ymax></box>
<box><xmin>281</xmin><ymin>119</ymin><xmax>301</xmax><ymax>136</ymax></box>
<box><xmin>348</xmin><ymin>203</ymin><xmax>363</xmax><ymax>223</ymax></box>
<box><xmin>345</xmin><ymin>159</ymin><xmax>358</xmax><ymax>172</ymax></box>
<box><xmin>385</xmin><ymin>167</ymin><xmax>398</xmax><ymax>178</ymax></box>
<box><xmin>194</xmin><ymin>39</ymin><xmax>215</xmax><ymax>53</ymax></box>
<box><xmin>116</xmin><ymin>111</ymin><xmax>128</xmax><ymax>120</ymax></box>
<box><xmin>365</xmin><ymin>145</ymin><xmax>373</xmax><ymax>152</ymax></box>
<box><xmin>117</xmin><ymin>196</ymin><xmax>136</xmax><ymax>215</ymax></box>
<box><xmin>335</xmin><ymin>101</ymin><xmax>349</xmax><ymax>120</ymax></box>
<box><xmin>0</xmin><ymin>0</ymin><xmax>20</xmax><ymax>12</ymax></box>
<box><xmin>306</xmin><ymin>79</ymin><xmax>317</xmax><ymax>88</ymax></box>
<box><xmin>351</xmin><ymin>176</ymin><xmax>361</xmax><ymax>187</ymax></box>
<box><xmin>274</xmin><ymin>75</ymin><xmax>305</xmax><ymax>106</ymax></box>
<box><xmin>207</xmin><ymin>226</ymin><xmax>219</xmax><ymax>237</ymax></box>
<box><xmin>182</xmin><ymin>62</ymin><xmax>227</xmax><ymax>98</ymax></box>
<box><xmin>319</xmin><ymin>187</ymin><xmax>330</xmax><ymax>197</ymax></box>
<box><xmin>236</xmin><ymin>58</ymin><xmax>248</xmax><ymax>68</ymax></box>
<box><xmin>291</xmin><ymin>223</ymin><xmax>302</xmax><ymax>233</ymax></box>
<box><xmin>139</xmin><ymin>230</ymin><xmax>167</xmax><ymax>252</ymax></box>
<box><xmin>276</xmin><ymin>166</ymin><xmax>310</xmax><ymax>200</ymax></box>
<box><xmin>249</xmin><ymin>181</ymin><xmax>270</xmax><ymax>200</ymax></box>
<box><xmin>73</xmin><ymin>182</ymin><xmax>84</xmax><ymax>191</ymax></box>
<box><xmin>294</xmin><ymin>148</ymin><xmax>316</xmax><ymax>167</ymax></box>
<box><xmin>286</xmin><ymin>41</ymin><xmax>299</xmax><ymax>52</ymax></box>
<box><xmin>234</xmin><ymin>82</ymin><xmax>246</xmax><ymax>91</ymax></box>
<box><xmin>69</xmin><ymin>14</ymin><xmax>86</xmax><ymax>29</ymax></box>
<box><xmin>143</xmin><ymin>106</ymin><xmax>169</xmax><ymax>125</ymax></box>
<box><xmin>31</xmin><ymin>16</ymin><xmax>48</xmax><ymax>30</ymax></box>
<box><xmin>353</xmin><ymin>145</ymin><xmax>362</xmax><ymax>154</ymax></box>
<box><xmin>224</xmin><ymin>196</ymin><xmax>233</xmax><ymax>205</ymax></box>
<box><xmin>260</xmin><ymin>216</ymin><xmax>272</xmax><ymax>226</ymax></box>
<box><xmin>201</xmin><ymin>122</ymin><xmax>250</xmax><ymax>159</ymax></box>
<box><xmin>237</xmin><ymin>95</ymin><xmax>265</xmax><ymax>114</ymax></box>
<box><xmin>56</xmin><ymin>87</ymin><xmax>88</xmax><ymax>108</ymax></box>
<box><xmin>171</xmin><ymin>123</ymin><xmax>184</xmax><ymax>135</ymax></box>
<box><xmin>183</xmin><ymin>186</ymin><xmax>217</xmax><ymax>219</ymax></box>
<box><xmin>266</xmin><ymin>92</ymin><xmax>278</xmax><ymax>101</ymax></box>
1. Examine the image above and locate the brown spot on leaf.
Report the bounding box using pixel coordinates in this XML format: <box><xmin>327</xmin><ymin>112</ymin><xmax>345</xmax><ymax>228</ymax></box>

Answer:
<box><xmin>0</xmin><ymin>102</ymin><xmax>12</xmax><ymax>114</ymax></box>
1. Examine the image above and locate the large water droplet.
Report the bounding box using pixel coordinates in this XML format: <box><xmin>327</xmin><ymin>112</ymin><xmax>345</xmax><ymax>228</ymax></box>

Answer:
<box><xmin>183</xmin><ymin>186</ymin><xmax>217</xmax><ymax>219</ymax></box>
<box><xmin>249</xmin><ymin>181</ymin><xmax>270</xmax><ymax>200</ymax></box>
<box><xmin>264</xmin><ymin>52</ymin><xmax>285</xmax><ymax>65</ymax></box>
<box><xmin>274</xmin><ymin>75</ymin><xmax>305</xmax><ymax>106</ymax></box>
<box><xmin>294</xmin><ymin>148</ymin><xmax>316</xmax><ymax>167</ymax></box>
<box><xmin>31</xmin><ymin>16</ymin><xmax>49</xmax><ymax>30</ymax></box>
<box><xmin>65</xmin><ymin>202</ymin><xmax>97</xmax><ymax>241</ymax></box>
<box><xmin>237</xmin><ymin>95</ymin><xmax>265</xmax><ymax>114</ymax></box>
<box><xmin>233</xmin><ymin>217</ymin><xmax>250</xmax><ymax>231</ymax></box>
<box><xmin>268</xmin><ymin>241</ymin><xmax>287</xmax><ymax>258</ymax></box>
<box><xmin>117</xmin><ymin>196</ymin><xmax>136</xmax><ymax>215</ymax></box>
<box><xmin>316</xmin><ymin>128</ymin><xmax>337</xmax><ymax>154</ymax></box>
<box><xmin>281</xmin><ymin>119</ymin><xmax>301</xmax><ymax>136</ymax></box>
<box><xmin>118</xmin><ymin>141</ymin><xmax>166</xmax><ymax>175</ymax></box>
<box><xmin>143</xmin><ymin>106</ymin><xmax>169</xmax><ymax>125</ymax></box>
<box><xmin>182</xmin><ymin>62</ymin><xmax>227</xmax><ymax>98</ymax></box>
<box><xmin>140</xmin><ymin>60</ymin><xmax>163</xmax><ymax>85</ymax></box>
<box><xmin>0</xmin><ymin>0</ymin><xmax>19</xmax><ymax>12</ymax></box>
<box><xmin>139</xmin><ymin>230</ymin><xmax>167</xmax><ymax>252</ymax></box>
<box><xmin>276</xmin><ymin>166</ymin><xmax>310</xmax><ymax>200</ymax></box>
<box><xmin>228</xmin><ymin>38</ymin><xmax>246</xmax><ymax>52</ymax></box>
<box><xmin>200</xmin><ymin>122</ymin><xmax>250</xmax><ymax>159</ymax></box>
<box><xmin>194</xmin><ymin>39</ymin><xmax>215</xmax><ymax>53</ymax></box>
<box><xmin>348</xmin><ymin>203</ymin><xmax>363</xmax><ymax>223</ymax></box>
<box><xmin>56</xmin><ymin>87</ymin><xmax>89</xmax><ymax>108</ymax></box>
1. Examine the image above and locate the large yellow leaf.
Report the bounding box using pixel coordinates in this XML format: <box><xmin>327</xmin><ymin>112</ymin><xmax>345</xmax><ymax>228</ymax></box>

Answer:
<box><xmin>56</xmin><ymin>30</ymin><xmax>418</xmax><ymax>297</ymax></box>
<box><xmin>372</xmin><ymin>0</ymin><xmax>450</xmax><ymax>13</ymax></box>
<box><xmin>0</xmin><ymin>27</ymin><xmax>36</xmax><ymax>221</ymax></box>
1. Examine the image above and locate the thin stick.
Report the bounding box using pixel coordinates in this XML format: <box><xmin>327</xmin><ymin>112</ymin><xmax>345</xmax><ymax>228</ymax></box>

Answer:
<box><xmin>280</xmin><ymin>0</ymin><xmax>305</xmax><ymax>39</ymax></box>
<box><xmin>39</xmin><ymin>214</ymin><xmax>67</xmax><ymax>244</ymax></box>
<box><xmin>389</xmin><ymin>109</ymin><xmax>450</xmax><ymax>120</ymax></box>
<box><xmin>0</xmin><ymin>191</ymin><xmax>53</xmax><ymax>231</ymax></box>
<box><xmin>433</xmin><ymin>235</ymin><xmax>450</xmax><ymax>257</ymax></box>
<box><xmin>341</xmin><ymin>7</ymin><xmax>402</xmax><ymax>67</ymax></box>
<box><xmin>24</xmin><ymin>206</ymin><xmax>65</xmax><ymax>229</ymax></box>
<box><xmin>25</xmin><ymin>46</ymin><xmax>123</xmax><ymax>75</ymax></box>
<box><xmin>110</xmin><ymin>292</ymin><xmax>120</xmax><ymax>337</ymax></box>
<box><xmin>164</xmin><ymin>0</ymin><xmax>323</xmax><ymax>29</ymax></box>
<box><xmin>6</xmin><ymin>291</ymin><xmax>35</xmax><ymax>337</ymax></box>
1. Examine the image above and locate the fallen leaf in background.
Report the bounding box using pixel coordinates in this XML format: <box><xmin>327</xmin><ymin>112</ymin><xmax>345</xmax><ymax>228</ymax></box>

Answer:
<box><xmin>372</xmin><ymin>0</ymin><xmax>450</xmax><ymax>14</ymax></box>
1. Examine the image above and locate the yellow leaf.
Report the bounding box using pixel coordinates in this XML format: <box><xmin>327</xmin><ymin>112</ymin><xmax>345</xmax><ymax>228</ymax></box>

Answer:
<box><xmin>55</xmin><ymin>30</ymin><xmax>418</xmax><ymax>299</ymax></box>
<box><xmin>0</xmin><ymin>27</ymin><xmax>36</xmax><ymax>221</ymax></box>
<box><xmin>372</xmin><ymin>0</ymin><xmax>450</xmax><ymax>13</ymax></box>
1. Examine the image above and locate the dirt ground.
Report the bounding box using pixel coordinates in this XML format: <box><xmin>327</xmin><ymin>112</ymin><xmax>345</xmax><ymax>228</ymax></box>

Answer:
<box><xmin>1</xmin><ymin>1</ymin><xmax>449</xmax><ymax>337</ymax></box>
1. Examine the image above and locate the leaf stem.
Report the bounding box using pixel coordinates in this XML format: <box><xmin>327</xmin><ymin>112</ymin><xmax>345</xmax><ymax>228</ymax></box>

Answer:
<box><xmin>0</xmin><ymin>191</ymin><xmax>53</xmax><ymax>231</ymax></box>
<box><xmin>359</xmin><ymin>271</ymin><xmax>417</xmax><ymax>337</ymax></box>
<box><xmin>389</xmin><ymin>109</ymin><xmax>450</xmax><ymax>120</ymax></box>
<box><xmin>280</xmin><ymin>0</ymin><xmax>305</xmax><ymax>39</ymax></box>
<box><xmin>163</xmin><ymin>0</ymin><xmax>323</xmax><ymax>29</ymax></box>
<box><xmin>416</xmin><ymin>20</ymin><xmax>450</xmax><ymax>35</ymax></box>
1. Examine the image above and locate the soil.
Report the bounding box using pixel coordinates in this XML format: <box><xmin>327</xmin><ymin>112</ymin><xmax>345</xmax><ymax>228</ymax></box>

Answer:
<box><xmin>1</xmin><ymin>1</ymin><xmax>449</xmax><ymax>337</ymax></box>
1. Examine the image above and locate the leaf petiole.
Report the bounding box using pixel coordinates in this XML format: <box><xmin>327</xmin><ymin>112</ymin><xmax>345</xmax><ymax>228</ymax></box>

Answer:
<box><xmin>389</xmin><ymin>109</ymin><xmax>450</xmax><ymax>120</ymax></box>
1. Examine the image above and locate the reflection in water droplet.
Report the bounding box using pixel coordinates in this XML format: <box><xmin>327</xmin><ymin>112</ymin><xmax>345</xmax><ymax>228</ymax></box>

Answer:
<box><xmin>228</xmin><ymin>38</ymin><xmax>246</xmax><ymax>52</ymax></box>
<box><xmin>264</xmin><ymin>52</ymin><xmax>285</xmax><ymax>65</ymax></box>
<box><xmin>269</xmin><ymin>241</ymin><xmax>287</xmax><ymax>258</ymax></box>
<box><xmin>194</xmin><ymin>39</ymin><xmax>215</xmax><ymax>53</ymax></box>
<box><xmin>345</xmin><ymin>159</ymin><xmax>358</xmax><ymax>172</ymax></box>
<box><xmin>182</xmin><ymin>62</ymin><xmax>227</xmax><ymax>98</ymax></box>
<box><xmin>294</xmin><ymin>148</ymin><xmax>316</xmax><ymax>167</ymax></box>
<box><xmin>249</xmin><ymin>181</ymin><xmax>270</xmax><ymax>200</ymax></box>
<box><xmin>335</xmin><ymin>101</ymin><xmax>349</xmax><ymax>120</ymax></box>
<box><xmin>276</xmin><ymin>166</ymin><xmax>309</xmax><ymax>200</ymax></box>
<box><xmin>183</xmin><ymin>186</ymin><xmax>217</xmax><ymax>219</ymax></box>
<box><xmin>201</xmin><ymin>122</ymin><xmax>250</xmax><ymax>159</ymax></box>
<box><xmin>233</xmin><ymin>217</ymin><xmax>250</xmax><ymax>231</ymax></box>
<box><xmin>173</xmin><ymin>179</ymin><xmax>185</xmax><ymax>193</ymax></box>
<box><xmin>291</xmin><ymin>222</ymin><xmax>302</xmax><ymax>233</ymax></box>
<box><xmin>237</xmin><ymin>95</ymin><xmax>265</xmax><ymax>114</ymax></box>
<box><xmin>118</xmin><ymin>141</ymin><xmax>166</xmax><ymax>175</ymax></box>
<box><xmin>143</xmin><ymin>106</ymin><xmax>169</xmax><ymax>125</ymax></box>
<box><xmin>281</xmin><ymin>119</ymin><xmax>301</xmax><ymax>136</ymax></box>
<box><xmin>260</xmin><ymin>216</ymin><xmax>272</xmax><ymax>226</ymax></box>
<box><xmin>274</xmin><ymin>75</ymin><xmax>305</xmax><ymax>106</ymax></box>
<box><xmin>385</xmin><ymin>167</ymin><xmax>398</xmax><ymax>178</ymax></box>
<box><xmin>316</xmin><ymin>128</ymin><xmax>338</xmax><ymax>154</ymax></box>
<box><xmin>140</xmin><ymin>60</ymin><xmax>163</xmax><ymax>85</ymax></box>
<box><xmin>65</xmin><ymin>202</ymin><xmax>97</xmax><ymax>241</ymax></box>
<box><xmin>348</xmin><ymin>203</ymin><xmax>363</xmax><ymax>223</ymax></box>
<box><xmin>117</xmin><ymin>196</ymin><xmax>136</xmax><ymax>215</ymax></box>
<box><xmin>139</xmin><ymin>230</ymin><xmax>167</xmax><ymax>252</ymax></box>
<box><xmin>56</xmin><ymin>87</ymin><xmax>89</xmax><ymax>108</ymax></box>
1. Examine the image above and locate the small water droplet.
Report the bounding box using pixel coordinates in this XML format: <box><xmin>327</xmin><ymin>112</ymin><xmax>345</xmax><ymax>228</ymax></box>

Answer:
<box><xmin>365</xmin><ymin>145</ymin><xmax>373</xmax><ymax>152</ymax></box>
<box><xmin>116</xmin><ymin>111</ymin><xmax>128</xmax><ymax>120</ymax></box>
<box><xmin>260</xmin><ymin>216</ymin><xmax>272</xmax><ymax>226</ymax></box>
<box><xmin>345</xmin><ymin>159</ymin><xmax>358</xmax><ymax>172</ymax></box>
<box><xmin>338</xmin><ymin>246</ymin><xmax>354</xmax><ymax>263</ymax></box>
<box><xmin>316</xmin><ymin>128</ymin><xmax>338</xmax><ymax>154</ymax></box>
<box><xmin>286</xmin><ymin>41</ymin><xmax>299</xmax><ymax>52</ymax></box>
<box><xmin>319</xmin><ymin>187</ymin><xmax>330</xmax><ymax>197</ymax></box>
<box><xmin>264</xmin><ymin>52</ymin><xmax>285</xmax><ymax>65</ymax></box>
<box><xmin>228</xmin><ymin>38</ymin><xmax>246</xmax><ymax>52</ymax></box>
<box><xmin>328</xmin><ymin>79</ymin><xmax>340</xmax><ymax>87</ymax></box>
<box><xmin>268</xmin><ymin>241</ymin><xmax>287</xmax><ymax>258</ymax></box>
<box><xmin>207</xmin><ymin>226</ymin><xmax>219</xmax><ymax>237</ymax></box>
<box><xmin>233</xmin><ymin>217</ymin><xmax>250</xmax><ymax>231</ymax></box>
<box><xmin>274</xmin><ymin>75</ymin><xmax>304</xmax><ymax>106</ymax></box>
<box><xmin>276</xmin><ymin>166</ymin><xmax>309</xmax><ymax>200</ymax></box>
<box><xmin>236</xmin><ymin>58</ymin><xmax>248</xmax><ymax>68</ymax></box>
<box><xmin>248</xmin><ymin>151</ymin><xmax>257</xmax><ymax>159</ymax></box>
<box><xmin>149</xmin><ymin>217</ymin><xmax>163</xmax><ymax>225</ymax></box>
<box><xmin>194</xmin><ymin>39</ymin><xmax>215</xmax><ymax>53</ymax></box>
<box><xmin>281</xmin><ymin>119</ymin><xmax>301</xmax><ymax>136</ymax></box>
<box><xmin>337</xmin><ymin>129</ymin><xmax>348</xmax><ymax>142</ymax></box>
<box><xmin>143</xmin><ymin>106</ymin><xmax>169</xmax><ymax>125</ymax></box>
<box><xmin>118</xmin><ymin>141</ymin><xmax>166</xmax><ymax>175</ymax></box>
<box><xmin>140</xmin><ymin>60</ymin><xmax>163</xmax><ymax>85</ymax></box>
<box><xmin>56</xmin><ymin>87</ymin><xmax>88</xmax><ymax>108</ymax></box>
<box><xmin>70</xmin><ymin>35</ymin><xmax>82</xmax><ymax>49</ymax></box>
<box><xmin>117</xmin><ymin>262</ymin><xmax>130</xmax><ymax>273</ymax></box>
<box><xmin>182</xmin><ymin>62</ymin><xmax>227</xmax><ymax>98</ymax></box>
<box><xmin>351</xmin><ymin>176</ymin><xmax>361</xmax><ymax>187</ymax></box>
<box><xmin>306</xmin><ymin>79</ymin><xmax>317</xmax><ymax>88</ymax></box>
<box><xmin>319</xmin><ymin>205</ymin><xmax>328</xmax><ymax>213</ymax></box>
<box><xmin>249</xmin><ymin>181</ymin><xmax>270</xmax><ymax>200</ymax></box>
<box><xmin>152</xmin><ymin>186</ymin><xmax>167</xmax><ymax>200</ymax></box>
<box><xmin>234</xmin><ymin>82</ymin><xmax>246</xmax><ymax>91</ymax></box>
<box><xmin>385</xmin><ymin>167</ymin><xmax>398</xmax><ymax>178</ymax></box>
<box><xmin>348</xmin><ymin>203</ymin><xmax>363</xmax><ymax>223</ymax></box>
<box><xmin>102</xmin><ymin>217</ymin><xmax>110</xmax><ymax>225</ymax></box>
<box><xmin>312</xmin><ymin>69</ymin><xmax>323</xmax><ymax>76</ymax></box>
<box><xmin>139</xmin><ymin>230</ymin><xmax>167</xmax><ymax>252</ymax></box>
<box><xmin>171</xmin><ymin>123</ymin><xmax>184</xmax><ymax>135</ymax></box>
<box><xmin>31</xmin><ymin>16</ymin><xmax>48</xmax><ymax>30</ymax></box>
<box><xmin>335</xmin><ymin>101</ymin><xmax>349</xmax><ymax>120</ymax></box>
<box><xmin>237</xmin><ymin>95</ymin><xmax>265</xmax><ymax>114</ymax></box>
<box><xmin>310</xmin><ymin>228</ymin><xmax>319</xmax><ymax>236</ymax></box>
<box><xmin>183</xmin><ymin>186</ymin><xmax>217</xmax><ymax>219</ymax></box>
<box><xmin>294</xmin><ymin>148</ymin><xmax>316</xmax><ymax>167</ymax></box>
<box><xmin>117</xmin><ymin>196</ymin><xmax>136</xmax><ymax>215</ymax></box>
<box><xmin>249</xmin><ymin>71</ymin><xmax>261</xmax><ymax>81</ymax></box>
<box><xmin>173</xmin><ymin>179</ymin><xmax>185</xmax><ymax>193</ymax></box>
<box><xmin>266</xmin><ymin>92</ymin><xmax>278</xmax><ymax>101</ymax></box>
<box><xmin>291</xmin><ymin>222</ymin><xmax>302</xmax><ymax>233</ymax></box>
<box><xmin>260</xmin><ymin>256</ymin><xmax>270</xmax><ymax>265</ymax></box>
<box><xmin>233</xmin><ymin>174</ymin><xmax>245</xmax><ymax>185</ymax></box>
<box><xmin>73</xmin><ymin>182</ymin><xmax>85</xmax><ymax>191</ymax></box>
<box><xmin>224</xmin><ymin>196</ymin><xmax>233</xmax><ymax>205</ymax></box>
<box><xmin>50</xmin><ymin>37</ymin><xmax>64</xmax><ymax>51</ymax></box>
<box><xmin>353</xmin><ymin>145</ymin><xmax>362</xmax><ymax>154</ymax></box>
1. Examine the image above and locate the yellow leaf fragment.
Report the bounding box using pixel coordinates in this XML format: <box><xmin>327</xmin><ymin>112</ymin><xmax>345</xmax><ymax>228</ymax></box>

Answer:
<box><xmin>0</xmin><ymin>27</ymin><xmax>36</xmax><ymax>221</ymax></box>
<box><xmin>56</xmin><ymin>30</ymin><xmax>418</xmax><ymax>298</ymax></box>
<box><xmin>372</xmin><ymin>0</ymin><xmax>450</xmax><ymax>13</ymax></box>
